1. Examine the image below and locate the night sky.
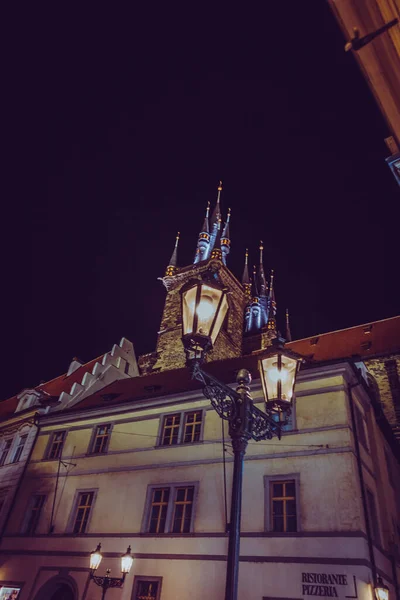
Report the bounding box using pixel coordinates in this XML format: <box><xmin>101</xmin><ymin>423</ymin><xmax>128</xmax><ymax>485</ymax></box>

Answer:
<box><xmin>2</xmin><ymin>3</ymin><xmax>399</xmax><ymax>400</ymax></box>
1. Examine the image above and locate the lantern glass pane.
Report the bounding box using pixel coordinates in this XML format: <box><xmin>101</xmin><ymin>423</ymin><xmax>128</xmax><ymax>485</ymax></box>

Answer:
<box><xmin>194</xmin><ymin>284</ymin><xmax>223</xmax><ymax>337</ymax></box>
<box><xmin>89</xmin><ymin>549</ymin><xmax>102</xmax><ymax>571</ymax></box>
<box><xmin>260</xmin><ymin>354</ymin><xmax>298</xmax><ymax>403</ymax></box>
<box><xmin>210</xmin><ymin>292</ymin><xmax>229</xmax><ymax>344</ymax></box>
<box><xmin>376</xmin><ymin>586</ymin><xmax>389</xmax><ymax>600</ymax></box>
<box><xmin>182</xmin><ymin>286</ymin><xmax>197</xmax><ymax>336</ymax></box>
<box><xmin>121</xmin><ymin>552</ymin><xmax>133</xmax><ymax>574</ymax></box>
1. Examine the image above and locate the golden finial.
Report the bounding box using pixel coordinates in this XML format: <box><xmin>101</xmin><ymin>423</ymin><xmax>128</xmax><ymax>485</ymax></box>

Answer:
<box><xmin>218</xmin><ymin>180</ymin><xmax>223</xmax><ymax>191</ymax></box>
<box><xmin>259</xmin><ymin>240</ymin><xmax>264</xmax><ymax>251</ymax></box>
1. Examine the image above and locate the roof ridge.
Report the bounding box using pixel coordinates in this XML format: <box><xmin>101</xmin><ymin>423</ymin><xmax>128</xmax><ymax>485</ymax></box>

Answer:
<box><xmin>287</xmin><ymin>314</ymin><xmax>400</xmax><ymax>343</ymax></box>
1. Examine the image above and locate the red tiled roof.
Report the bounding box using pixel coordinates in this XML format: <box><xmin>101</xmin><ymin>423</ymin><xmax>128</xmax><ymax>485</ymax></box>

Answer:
<box><xmin>287</xmin><ymin>315</ymin><xmax>400</xmax><ymax>362</ymax></box>
<box><xmin>0</xmin><ymin>355</ymin><xmax>104</xmax><ymax>422</ymax></box>
<box><xmin>71</xmin><ymin>315</ymin><xmax>400</xmax><ymax>414</ymax></box>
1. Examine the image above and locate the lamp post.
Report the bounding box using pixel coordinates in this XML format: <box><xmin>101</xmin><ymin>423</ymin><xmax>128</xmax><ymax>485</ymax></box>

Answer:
<box><xmin>89</xmin><ymin>543</ymin><xmax>133</xmax><ymax>599</ymax></box>
<box><xmin>181</xmin><ymin>276</ymin><xmax>302</xmax><ymax>600</ymax></box>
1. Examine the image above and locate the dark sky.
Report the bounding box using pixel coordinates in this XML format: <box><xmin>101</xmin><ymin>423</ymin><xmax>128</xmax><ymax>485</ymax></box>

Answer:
<box><xmin>2</xmin><ymin>3</ymin><xmax>399</xmax><ymax>399</ymax></box>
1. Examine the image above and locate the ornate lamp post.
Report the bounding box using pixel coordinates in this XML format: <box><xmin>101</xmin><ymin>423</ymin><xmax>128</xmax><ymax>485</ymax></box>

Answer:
<box><xmin>181</xmin><ymin>276</ymin><xmax>303</xmax><ymax>600</ymax></box>
<box><xmin>89</xmin><ymin>543</ymin><xmax>133</xmax><ymax>599</ymax></box>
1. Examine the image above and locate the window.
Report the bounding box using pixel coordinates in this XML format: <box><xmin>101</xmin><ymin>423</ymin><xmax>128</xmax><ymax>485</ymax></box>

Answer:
<box><xmin>0</xmin><ymin>440</ymin><xmax>12</xmax><ymax>466</ymax></box>
<box><xmin>0</xmin><ymin>588</ymin><xmax>21</xmax><ymax>600</ymax></box>
<box><xmin>270</xmin><ymin>480</ymin><xmax>297</xmax><ymax>532</ymax></box>
<box><xmin>271</xmin><ymin>405</ymin><xmax>295</xmax><ymax>432</ymax></box>
<box><xmin>354</xmin><ymin>404</ymin><xmax>368</xmax><ymax>450</ymax></box>
<box><xmin>90</xmin><ymin>425</ymin><xmax>111</xmax><ymax>454</ymax></box>
<box><xmin>72</xmin><ymin>491</ymin><xmax>95</xmax><ymax>534</ymax></box>
<box><xmin>23</xmin><ymin>495</ymin><xmax>46</xmax><ymax>534</ymax></box>
<box><xmin>366</xmin><ymin>488</ymin><xmax>380</xmax><ymax>544</ymax></box>
<box><xmin>264</xmin><ymin>474</ymin><xmax>300</xmax><ymax>533</ymax></box>
<box><xmin>144</xmin><ymin>483</ymin><xmax>197</xmax><ymax>534</ymax></box>
<box><xmin>11</xmin><ymin>435</ymin><xmax>27</xmax><ymax>463</ymax></box>
<box><xmin>160</xmin><ymin>410</ymin><xmax>203</xmax><ymax>446</ymax></box>
<box><xmin>132</xmin><ymin>577</ymin><xmax>162</xmax><ymax>600</ymax></box>
<box><xmin>47</xmin><ymin>431</ymin><xmax>66</xmax><ymax>460</ymax></box>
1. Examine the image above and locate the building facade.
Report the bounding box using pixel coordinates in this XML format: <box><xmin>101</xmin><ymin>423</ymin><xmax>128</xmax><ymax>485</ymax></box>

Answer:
<box><xmin>0</xmin><ymin>185</ymin><xmax>399</xmax><ymax>600</ymax></box>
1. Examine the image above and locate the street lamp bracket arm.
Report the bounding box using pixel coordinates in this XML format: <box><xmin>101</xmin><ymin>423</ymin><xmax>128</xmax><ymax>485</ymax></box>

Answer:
<box><xmin>192</xmin><ymin>361</ymin><xmax>238</xmax><ymax>422</ymax></box>
<box><xmin>250</xmin><ymin>402</ymin><xmax>286</xmax><ymax>441</ymax></box>
<box><xmin>91</xmin><ymin>574</ymin><xmax>125</xmax><ymax>590</ymax></box>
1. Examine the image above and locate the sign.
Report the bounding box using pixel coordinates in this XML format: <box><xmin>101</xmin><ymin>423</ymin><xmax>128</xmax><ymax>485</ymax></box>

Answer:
<box><xmin>302</xmin><ymin>572</ymin><xmax>350</xmax><ymax>597</ymax></box>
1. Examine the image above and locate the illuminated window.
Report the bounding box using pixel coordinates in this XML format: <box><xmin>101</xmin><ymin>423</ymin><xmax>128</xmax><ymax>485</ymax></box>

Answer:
<box><xmin>161</xmin><ymin>414</ymin><xmax>181</xmax><ymax>446</ymax></box>
<box><xmin>11</xmin><ymin>435</ymin><xmax>27</xmax><ymax>463</ymax></box>
<box><xmin>24</xmin><ymin>495</ymin><xmax>46</xmax><ymax>534</ymax></box>
<box><xmin>171</xmin><ymin>487</ymin><xmax>194</xmax><ymax>533</ymax></box>
<box><xmin>132</xmin><ymin>577</ymin><xmax>162</xmax><ymax>600</ymax></box>
<box><xmin>183</xmin><ymin>411</ymin><xmax>202</xmax><ymax>443</ymax></box>
<box><xmin>47</xmin><ymin>431</ymin><xmax>66</xmax><ymax>460</ymax></box>
<box><xmin>148</xmin><ymin>488</ymin><xmax>170</xmax><ymax>533</ymax></box>
<box><xmin>144</xmin><ymin>483</ymin><xmax>197</xmax><ymax>534</ymax></box>
<box><xmin>0</xmin><ymin>440</ymin><xmax>12</xmax><ymax>466</ymax></box>
<box><xmin>91</xmin><ymin>425</ymin><xmax>111</xmax><ymax>454</ymax></box>
<box><xmin>266</xmin><ymin>478</ymin><xmax>298</xmax><ymax>533</ymax></box>
<box><xmin>160</xmin><ymin>410</ymin><xmax>203</xmax><ymax>446</ymax></box>
<box><xmin>73</xmin><ymin>491</ymin><xmax>95</xmax><ymax>534</ymax></box>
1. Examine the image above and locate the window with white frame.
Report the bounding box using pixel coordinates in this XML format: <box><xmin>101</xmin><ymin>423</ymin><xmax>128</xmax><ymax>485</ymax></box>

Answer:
<box><xmin>0</xmin><ymin>440</ymin><xmax>13</xmax><ymax>467</ymax></box>
<box><xmin>22</xmin><ymin>494</ymin><xmax>46</xmax><ymax>534</ymax></box>
<box><xmin>11</xmin><ymin>435</ymin><xmax>28</xmax><ymax>464</ymax></box>
<box><xmin>159</xmin><ymin>410</ymin><xmax>204</xmax><ymax>446</ymax></box>
<box><xmin>143</xmin><ymin>483</ymin><xmax>197</xmax><ymax>534</ymax></box>
<box><xmin>264</xmin><ymin>474</ymin><xmax>300</xmax><ymax>533</ymax></box>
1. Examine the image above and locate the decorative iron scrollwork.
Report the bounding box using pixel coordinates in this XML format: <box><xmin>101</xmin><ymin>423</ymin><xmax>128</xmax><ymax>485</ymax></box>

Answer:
<box><xmin>191</xmin><ymin>361</ymin><xmax>288</xmax><ymax>441</ymax></box>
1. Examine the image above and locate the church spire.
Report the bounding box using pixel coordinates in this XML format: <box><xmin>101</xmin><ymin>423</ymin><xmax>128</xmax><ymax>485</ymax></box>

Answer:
<box><xmin>221</xmin><ymin>208</ymin><xmax>231</xmax><ymax>265</ymax></box>
<box><xmin>258</xmin><ymin>240</ymin><xmax>267</xmax><ymax>297</ymax></box>
<box><xmin>210</xmin><ymin>181</ymin><xmax>222</xmax><ymax>229</ymax></box>
<box><xmin>210</xmin><ymin>216</ymin><xmax>223</xmax><ymax>260</ymax></box>
<box><xmin>285</xmin><ymin>308</ymin><xmax>292</xmax><ymax>342</ymax></box>
<box><xmin>193</xmin><ymin>202</ymin><xmax>211</xmax><ymax>264</ymax></box>
<box><xmin>165</xmin><ymin>232</ymin><xmax>180</xmax><ymax>276</ymax></box>
<box><xmin>267</xmin><ymin>269</ymin><xmax>277</xmax><ymax>333</ymax></box>
<box><xmin>242</xmin><ymin>248</ymin><xmax>251</xmax><ymax>299</ymax></box>
<box><xmin>252</xmin><ymin>265</ymin><xmax>259</xmax><ymax>297</ymax></box>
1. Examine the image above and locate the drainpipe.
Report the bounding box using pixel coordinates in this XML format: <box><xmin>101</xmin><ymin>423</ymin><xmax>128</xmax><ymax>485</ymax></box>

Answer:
<box><xmin>347</xmin><ymin>380</ymin><xmax>378</xmax><ymax>585</ymax></box>
<box><xmin>0</xmin><ymin>412</ymin><xmax>41</xmax><ymax>541</ymax></box>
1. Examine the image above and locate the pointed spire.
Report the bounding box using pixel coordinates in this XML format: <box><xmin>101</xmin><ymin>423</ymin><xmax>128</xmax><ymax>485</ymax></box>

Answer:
<box><xmin>285</xmin><ymin>308</ymin><xmax>292</xmax><ymax>342</ymax></box>
<box><xmin>194</xmin><ymin>202</ymin><xmax>211</xmax><ymax>264</ymax></box>
<box><xmin>210</xmin><ymin>181</ymin><xmax>222</xmax><ymax>229</ymax></box>
<box><xmin>221</xmin><ymin>208</ymin><xmax>231</xmax><ymax>265</ymax></box>
<box><xmin>165</xmin><ymin>232</ymin><xmax>180</xmax><ymax>276</ymax></box>
<box><xmin>267</xmin><ymin>269</ymin><xmax>277</xmax><ymax>333</ymax></box>
<box><xmin>210</xmin><ymin>216</ymin><xmax>223</xmax><ymax>260</ymax></box>
<box><xmin>202</xmin><ymin>201</ymin><xmax>210</xmax><ymax>234</ymax></box>
<box><xmin>258</xmin><ymin>240</ymin><xmax>267</xmax><ymax>297</ymax></box>
<box><xmin>242</xmin><ymin>248</ymin><xmax>251</xmax><ymax>299</ymax></box>
<box><xmin>252</xmin><ymin>264</ymin><xmax>259</xmax><ymax>297</ymax></box>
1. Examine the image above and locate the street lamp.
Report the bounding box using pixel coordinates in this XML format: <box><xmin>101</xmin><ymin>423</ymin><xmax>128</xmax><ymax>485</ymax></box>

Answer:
<box><xmin>89</xmin><ymin>543</ymin><xmax>133</xmax><ymax>599</ymax></box>
<box><xmin>181</xmin><ymin>276</ymin><xmax>303</xmax><ymax>600</ymax></box>
<box><xmin>375</xmin><ymin>577</ymin><xmax>389</xmax><ymax>600</ymax></box>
